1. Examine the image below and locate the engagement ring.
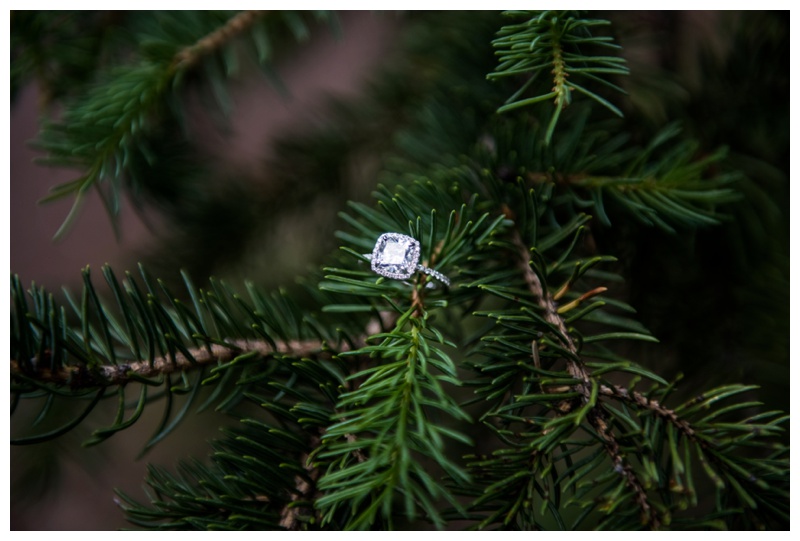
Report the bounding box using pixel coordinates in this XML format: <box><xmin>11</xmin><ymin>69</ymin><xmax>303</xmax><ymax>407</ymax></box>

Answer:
<box><xmin>366</xmin><ymin>232</ymin><xmax>450</xmax><ymax>287</ymax></box>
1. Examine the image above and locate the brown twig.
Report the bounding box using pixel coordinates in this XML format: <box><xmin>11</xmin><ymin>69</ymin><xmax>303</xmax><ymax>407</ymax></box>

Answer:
<box><xmin>279</xmin><ymin>434</ymin><xmax>321</xmax><ymax>531</ymax></box>
<box><xmin>598</xmin><ymin>383</ymin><xmax>768</xmax><ymax>502</ymax></box>
<box><xmin>589</xmin><ymin>410</ymin><xmax>659</xmax><ymax>529</ymax></box>
<box><xmin>410</xmin><ymin>238</ymin><xmax>446</xmax><ymax>318</ymax></box>
<box><xmin>11</xmin><ymin>337</ymin><xmax>357</xmax><ymax>389</ymax></box>
<box><xmin>508</xmin><ymin>226</ymin><xmax>590</xmax><ymax>393</ymax></box>
<box><xmin>278</xmin><ymin>432</ymin><xmax>369</xmax><ymax>530</ymax></box>
<box><xmin>599</xmin><ymin>384</ymin><xmax>696</xmax><ymax>439</ymax></box>
<box><xmin>172</xmin><ymin>10</ymin><xmax>266</xmax><ymax>71</ymax></box>
<box><xmin>507</xmin><ymin>217</ymin><xmax>658</xmax><ymax>529</ymax></box>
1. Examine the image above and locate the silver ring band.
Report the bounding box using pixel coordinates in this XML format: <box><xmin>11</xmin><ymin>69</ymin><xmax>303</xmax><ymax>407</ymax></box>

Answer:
<box><xmin>415</xmin><ymin>264</ymin><xmax>451</xmax><ymax>287</ymax></box>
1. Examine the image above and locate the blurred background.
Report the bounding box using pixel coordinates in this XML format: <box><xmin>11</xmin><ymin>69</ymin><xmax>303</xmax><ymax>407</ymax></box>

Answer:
<box><xmin>10</xmin><ymin>11</ymin><xmax>788</xmax><ymax>530</ymax></box>
<box><xmin>10</xmin><ymin>11</ymin><xmax>403</xmax><ymax>529</ymax></box>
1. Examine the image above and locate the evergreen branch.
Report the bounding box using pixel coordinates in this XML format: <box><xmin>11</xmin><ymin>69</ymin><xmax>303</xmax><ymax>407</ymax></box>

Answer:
<box><xmin>506</xmin><ymin>214</ymin><xmax>586</xmax><ymax>388</ymax></box>
<box><xmin>34</xmin><ymin>10</ymin><xmax>328</xmax><ymax>238</ymax></box>
<box><xmin>117</xmin><ymin>395</ymin><xmax>333</xmax><ymax>530</ymax></box>
<box><xmin>504</xmin><ymin>122</ymin><xmax>740</xmax><ymax>233</ymax></box>
<box><xmin>499</xmin><ymin>205</ymin><xmax>657</xmax><ymax>528</ymax></box>
<box><xmin>599</xmin><ymin>381</ymin><xmax>788</xmax><ymax>524</ymax></box>
<box><xmin>316</xmin><ymin>316</ymin><xmax>471</xmax><ymax>530</ymax></box>
<box><xmin>488</xmin><ymin>11</ymin><xmax>628</xmax><ymax>143</ymax></box>
<box><xmin>10</xmin><ymin>11</ymin><xmax>789</xmax><ymax>531</ymax></box>
<box><xmin>315</xmin><ymin>196</ymin><xmax>495</xmax><ymax>528</ymax></box>
<box><xmin>10</xmin><ymin>264</ymin><xmax>367</xmax><ymax>447</ymax></box>
<box><xmin>467</xmin><ymin>109</ymin><xmax>741</xmax><ymax>235</ymax></box>
<box><xmin>562</xmin><ymin>126</ymin><xmax>741</xmax><ymax>232</ymax></box>
<box><xmin>469</xmin><ymin>222</ymin><xmax>787</xmax><ymax>529</ymax></box>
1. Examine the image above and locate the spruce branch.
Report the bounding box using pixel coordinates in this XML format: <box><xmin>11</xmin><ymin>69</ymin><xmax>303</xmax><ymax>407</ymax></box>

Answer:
<box><xmin>314</xmin><ymin>187</ymin><xmax>504</xmax><ymax>529</ymax></box>
<box><xmin>505</xmin><ymin>208</ymin><xmax>657</xmax><ymax>528</ymax></box>
<box><xmin>506</xmin><ymin>211</ymin><xmax>587</xmax><ymax>390</ymax></box>
<box><xmin>492</xmin><ymin>120</ymin><xmax>740</xmax><ymax>233</ymax></box>
<box><xmin>559</xmin><ymin>125</ymin><xmax>741</xmax><ymax>232</ymax></box>
<box><xmin>11</xmin><ymin>11</ymin><xmax>788</xmax><ymax>531</ymax></box>
<box><xmin>468</xmin><ymin>184</ymin><xmax>786</xmax><ymax>528</ymax></box>
<box><xmin>489</xmin><ymin>10</ymin><xmax>629</xmax><ymax>143</ymax></box>
<box><xmin>10</xmin><ymin>264</ymin><xmax>369</xmax><ymax>447</ymax></box>
<box><xmin>316</xmin><ymin>314</ymin><xmax>471</xmax><ymax>530</ymax></box>
<box><xmin>34</xmin><ymin>10</ymin><xmax>332</xmax><ymax>239</ymax></box>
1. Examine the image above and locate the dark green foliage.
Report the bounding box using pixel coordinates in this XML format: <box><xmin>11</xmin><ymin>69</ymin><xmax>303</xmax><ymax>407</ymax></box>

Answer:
<box><xmin>10</xmin><ymin>264</ymin><xmax>350</xmax><ymax>449</ymax></box>
<box><xmin>11</xmin><ymin>10</ymin><xmax>788</xmax><ymax>531</ymax></box>
<box><xmin>315</xmin><ymin>181</ymin><xmax>507</xmax><ymax>529</ymax></box>
<box><xmin>24</xmin><ymin>10</ymin><xmax>338</xmax><ymax>239</ymax></box>
<box><xmin>116</xmin><ymin>360</ymin><xmax>342</xmax><ymax>530</ymax></box>
<box><xmin>488</xmin><ymin>11</ymin><xmax>629</xmax><ymax>143</ymax></box>
<box><xmin>615</xmin><ymin>11</ymin><xmax>790</xmax><ymax>412</ymax></box>
<box><xmin>11</xmin><ymin>11</ymin><xmax>125</xmax><ymax>102</ymax></box>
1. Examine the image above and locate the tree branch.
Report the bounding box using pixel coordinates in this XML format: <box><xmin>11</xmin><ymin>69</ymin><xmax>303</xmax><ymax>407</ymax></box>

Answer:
<box><xmin>172</xmin><ymin>10</ymin><xmax>267</xmax><ymax>71</ymax></box>
<box><xmin>506</xmin><ymin>215</ymin><xmax>658</xmax><ymax>528</ymax></box>
<box><xmin>279</xmin><ymin>434</ymin><xmax>321</xmax><ymax>531</ymax></box>
<box><xmin>508</xmin><ymin>225</ymin><xmax>590</xmax><ymax>391</ymax></box>
<box><xmin>11</xmin><ymin>337</ymin><xmax>355</xmax><ymax>389</ymax></box>
<box><xmin>599</xmin><ymin>383</ymin><xmax>696</xmax><ymax>438</ymax></box>
<box><xmin>589</xmin><ymin>410</ymin><xmax>660</xmax><ymax>529</ymax></box>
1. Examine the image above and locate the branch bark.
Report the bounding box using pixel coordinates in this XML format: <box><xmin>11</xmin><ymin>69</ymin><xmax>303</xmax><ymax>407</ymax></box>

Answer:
<box><xmin>589</xmin><ymin>410</ymin><xmax>660</xmax><ymax>529</ymax></box>
<box><xmin>11</xmin><ymin>338</ymin><xmax>356</xmax><ymax>389</ymax></box>
<box><xmin>509</xmin><ymin>227</ymin><xmax>591</xmax><ymax>392</ymax></box>
<box><xmin>279</xmin><ymin>435</ymin><xmax>321</xmax><ymax>531</ymax></box>
<box><xmin>508</xmin><ymin>220</ymin><xmax>658</xmax><ymax>529</ymax></box>
<box><xmin>172</xmin><ymin>10</ymin><xmax>266</xmax><ymax>71</ymax></box>
<box><xmin>599</xmin><ymin>383</ymin><xmax>696</xmax><ymax>438</ymax></box>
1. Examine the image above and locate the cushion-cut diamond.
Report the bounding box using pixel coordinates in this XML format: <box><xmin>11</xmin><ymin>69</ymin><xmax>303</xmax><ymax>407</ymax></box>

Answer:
<box><xmin>381</xmin><ymin>240</ymin><xmax>408</xmax><ymax>265</ymax></box>
<box><xmin>371</xmin><ymin>233</ymin><xmax>420</xmax><ymax>279</ymax></box>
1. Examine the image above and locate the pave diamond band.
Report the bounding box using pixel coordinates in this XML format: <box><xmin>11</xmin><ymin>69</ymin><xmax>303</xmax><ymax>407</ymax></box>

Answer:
<box><xmin>367</xmin><ymin>232</ymin><xmax>450</xmax><ymax>287</ymax></box>
<box><xmin>415</xmin><ymin>264</ymin><xmax>451</xmax><ymax>287</ymax></box>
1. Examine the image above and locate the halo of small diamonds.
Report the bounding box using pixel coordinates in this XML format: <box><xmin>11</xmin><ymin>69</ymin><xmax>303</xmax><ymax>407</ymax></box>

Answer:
<box><xmin>368</xmin><ymin>232</ymin><xmax>450</xmax><ymax>287</ymax></box>
<box><xmin>370</xmin><ymin>233</ymin><xmax>421</xmax><ymax>280</ymax></box>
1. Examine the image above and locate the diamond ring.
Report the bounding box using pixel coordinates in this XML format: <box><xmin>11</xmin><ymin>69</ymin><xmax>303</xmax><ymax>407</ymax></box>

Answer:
<box><xmin>366</xmin><ymin>232</ymin><xmax>450</xmax><ymax>287</ymax></box>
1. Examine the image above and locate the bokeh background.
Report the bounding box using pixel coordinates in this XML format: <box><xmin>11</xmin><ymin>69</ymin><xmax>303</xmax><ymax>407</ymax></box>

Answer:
<box><xmin>10</xmin><ymin>11</ymin><xmax>789</xmax><ymax>530</ymax></box>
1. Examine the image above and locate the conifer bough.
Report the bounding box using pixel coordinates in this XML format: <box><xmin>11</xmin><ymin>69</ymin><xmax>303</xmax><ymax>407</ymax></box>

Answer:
<box><xmin>11</xmin><ymin>10</ymin><xmax>788</xmax><ymax>530</ymax></box>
